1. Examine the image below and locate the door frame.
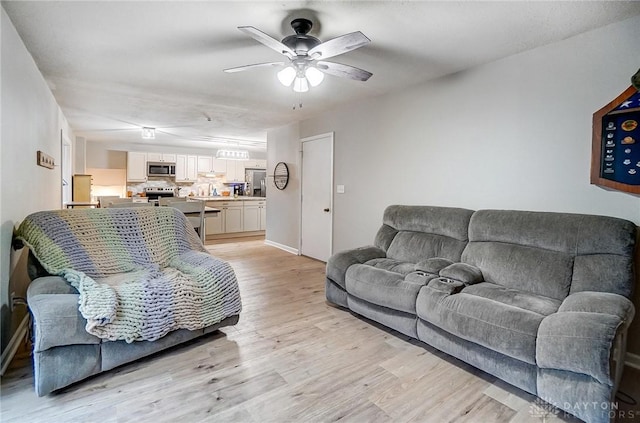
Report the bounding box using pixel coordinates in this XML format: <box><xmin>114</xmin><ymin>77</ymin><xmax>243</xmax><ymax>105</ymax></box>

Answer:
<box><xmin>60</xmin><ymin>130</ymin><xmax>73</xmax><ymax>208</ymax></box>
<box><xmin>299</xmin><ymin>132</ymin><xmax>334</xmax><ymax>260</ymax></box>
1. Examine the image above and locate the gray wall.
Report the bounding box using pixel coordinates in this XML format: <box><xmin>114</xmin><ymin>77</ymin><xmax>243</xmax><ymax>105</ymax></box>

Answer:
<box><xmin>1</xmin><ymin>8</ymin><xmax>74</xmax><ymax>354</ymax></box>
<box><xmin>266</xmin><ymin>122</ymin><xmax>300</xmax><ymax>250</ymax></box>
<box><xmin>266</xmin><ymin>15</ymin><xmax>640</xmax><ymax>355</ymax></box>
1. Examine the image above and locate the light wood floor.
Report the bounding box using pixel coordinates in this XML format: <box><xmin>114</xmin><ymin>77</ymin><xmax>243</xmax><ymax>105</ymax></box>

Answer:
<box><xmin>2</xmin><ymin>239</ymin><xmax>639</xmax><ymax>422</ymax></box>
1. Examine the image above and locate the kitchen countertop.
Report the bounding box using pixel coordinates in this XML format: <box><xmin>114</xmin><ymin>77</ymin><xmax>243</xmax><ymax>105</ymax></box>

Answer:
<box><xmin>188</xmin><ymin>196</ymin><xmax>266</xmax><ymax>201</ymax></box>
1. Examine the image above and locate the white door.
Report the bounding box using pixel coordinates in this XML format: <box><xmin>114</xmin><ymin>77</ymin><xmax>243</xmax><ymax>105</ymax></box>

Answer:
<box><xmin>300</xmin><ymin>133</ymin><xmax>333</xmax><ymax>262</ymax></box>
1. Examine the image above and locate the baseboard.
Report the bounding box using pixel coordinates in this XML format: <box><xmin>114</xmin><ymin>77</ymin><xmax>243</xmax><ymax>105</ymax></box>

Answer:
<box><xmin>264</xmin><ymin>239</ymin><xmax>299</xmax><ymax>255</ymax></box>
<box><xmin>0</xmin><ymin>314</ymin><xmax>29</xmax><ymax>376</ymax></box>
<box><xmin>625</xmin><ymin>352</ymin><xmax>640</xmax><ymax>370</ymax></box>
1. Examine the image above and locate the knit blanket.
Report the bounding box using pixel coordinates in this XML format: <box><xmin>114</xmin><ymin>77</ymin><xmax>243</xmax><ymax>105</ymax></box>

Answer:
<box><xmin>17</xmin><ymin>207</ymin><xmax>242</xmax><ymax>343</ymax></box>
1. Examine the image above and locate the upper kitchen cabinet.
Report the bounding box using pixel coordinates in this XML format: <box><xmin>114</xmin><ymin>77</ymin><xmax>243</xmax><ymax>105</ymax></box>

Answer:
<box><xmin>175</xmin><ymin>154</ymin><xmax>197</xmax><ymax>182</ymax></box>
<box><xmin>147</xmin><ymin>153</ymin><xmax>176</xmax><ymax>163</ymax></box>
<box><xmin>225</xmin><ymin>160</ymin><xmax>245</xmax><ymax>182</ymax></box>
<box><xmin>213</xmin><ymin>158</ymin><xmax>227</xmax><ymax>174</ymax></box>
<box><xmin>197</xmin><ymin>156</ymin><xmax>215</xmax><ymax>174</ymax></box>
<box><xmin>244</xmin><ymin>159</ymin><xmax>267</xmax><ymax>169</ymax></box>
<box><xmin>127</xmin><ymin>152</ymin><xmax>147</xmax><ymax>182</ymax></box>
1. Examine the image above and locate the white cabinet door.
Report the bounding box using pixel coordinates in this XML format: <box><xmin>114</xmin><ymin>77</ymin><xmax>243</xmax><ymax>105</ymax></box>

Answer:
<box><xmin>176</xmin><ymin>154</ymin><xmax>198</xmax><ymax>182</ymax></box>
<box><xmin>147</xmin><ymin>153</ymin><xmax>176</xmax><ymax>162</ymax></box>
<box><xmin>213</xmin><ymin>158</ymin><xmax>227</xmax><ymax>174</ymax></box>
<box><xmin>225</xmin><ymin>160</ymin><xmax>237</xmax><ymax>182</ymax></box>
<box><xmin>175</xmin><ymin>154</ymin><xmax>187</xmax><ymax>182</ymax></box>
<box><xmin>224</xmin><ymin>205</ymin><xmax>244</xmax><ymax>233</ymax></box>
<box><xmin>205</xmin><ymin>213</ymin><xmax>223</xmax><ymax>235</ymax></box>
<box><xmin>243</xmin><ymin>205</ymin><xmax>260</xmax><ymax>231</ymax></box>
<box><xmin>186</xmin><ymin>155</ymin><xmax>198</xmax><ymax>181</ymax></box>
<box><xmin>259</xmin><ymin>205</ymin><xmax>267</xmax><ymax>230</ymax></box>
<box><xmin>197</xmin><ymin>156</ymin><xmax>214</xmax><ymax>173</ymax></box>
<box><xmin>147</xmin><ymin>152</ymin><xmax>162</xmax><ymax>162</ymax></box>
<box><xmin>127</xmin><ymin>152</ymin><xmax>147</xmax><ymax>182</ymax></box>
<box><xmin>244</xmin><ymin>159</ymin><xmax>266</xmax><ymax>169</ymax></box>
<box><xmin>176</xmin><ymin>154</ymin><xmax>197</xmax><ymax>182</ymax></box>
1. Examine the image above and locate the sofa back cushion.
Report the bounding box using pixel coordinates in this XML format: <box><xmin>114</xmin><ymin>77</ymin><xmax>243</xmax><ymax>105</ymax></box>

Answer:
<box><xmin>376</xmin><ymin>205</ymin><xmax>474</xmax><ymax>263</ymax></box>
<box><xmin>462</xmin><ymin>210</ymin><xmax>636</xmax><ymax>300</ymax></box>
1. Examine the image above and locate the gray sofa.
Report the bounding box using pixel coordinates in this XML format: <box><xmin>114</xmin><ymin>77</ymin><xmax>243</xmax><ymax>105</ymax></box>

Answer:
<box><xmin>19</xmin><ymin>207</ymin><xmax>241</xmax><ymax>397</ymax></box>
<box><xmin>326</xmin><ymin>205</ymin><xmax>636</xmax><ymax>423</ymax></box>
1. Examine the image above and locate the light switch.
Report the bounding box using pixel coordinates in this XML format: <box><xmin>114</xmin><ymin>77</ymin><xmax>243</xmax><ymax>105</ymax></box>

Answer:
<box><xmin>337</xmin><ymin>185</ymin><xmax>345</xmax><ymax>194</ymax></box>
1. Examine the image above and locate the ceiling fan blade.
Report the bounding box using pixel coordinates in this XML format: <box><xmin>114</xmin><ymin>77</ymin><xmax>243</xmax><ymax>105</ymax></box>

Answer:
<box><xmin>224</xmin><ymin>61</ymin><xmax>285</xmax><ymax>73</ymax></box>
<box><xmin>308</xmin><ymin>31</ymin><xmax>370</xmax><ymax>60</ymax></box>
<box><xmin>316</xmin><ymin>61</ymin><xmax>373</xmax><ymax>81</ymax></box>
<box><xmin>238</xmin><ymin>26</ymin><xmax>295</xmax><ymax>57</ymax></box>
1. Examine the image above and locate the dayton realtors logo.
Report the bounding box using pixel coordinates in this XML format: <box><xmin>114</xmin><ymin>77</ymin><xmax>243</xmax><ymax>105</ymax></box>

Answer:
<box><xmin>530</xmin><ymin>398</ymin><xmax>639</xmax><ymax>421</ymax></box>
<box><xmin>529</xmin><ymin>398</ymin><xmax>559</xmax><ymax>421</ymax></box>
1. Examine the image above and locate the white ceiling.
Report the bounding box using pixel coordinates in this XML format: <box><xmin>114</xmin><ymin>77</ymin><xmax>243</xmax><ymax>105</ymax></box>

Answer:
<box><xmin>4</xmin><ymin>1</ymin><xmax>640</xmax><ymax>151</ymax></box>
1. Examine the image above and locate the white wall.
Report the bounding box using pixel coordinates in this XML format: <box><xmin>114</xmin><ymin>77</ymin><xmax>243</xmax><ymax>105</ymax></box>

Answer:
<box><xmin>294</xmin><ymin>15</ymin><xmax>640</xmax><ymax>253</ymax></box>
<box><xmin>1</xmin><ymin>7</ymin><xmax>74</xmax><ymax>353</ymax></box>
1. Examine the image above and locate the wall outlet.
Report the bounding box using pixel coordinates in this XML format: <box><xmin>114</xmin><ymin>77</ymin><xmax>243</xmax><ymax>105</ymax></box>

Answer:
<box><xmin>337</xmin><ymin>185</ymin><xmax>345</xmax><ymax>194</ymax></box>
<box><xmin>10</xmin><ymin>291</ymin><xmax>16</xmax><ymax>312</ymax></box>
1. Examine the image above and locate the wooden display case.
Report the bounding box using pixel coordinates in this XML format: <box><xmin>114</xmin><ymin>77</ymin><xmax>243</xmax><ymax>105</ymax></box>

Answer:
<box><xmin>591</xmin><ymin>86</ymin><xmax>640</xmax><ymax>194</ymax></box>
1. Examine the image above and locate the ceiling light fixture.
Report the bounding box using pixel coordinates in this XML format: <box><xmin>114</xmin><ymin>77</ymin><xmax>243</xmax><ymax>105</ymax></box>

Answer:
<box><xmin>277</xmin><ymin>63</ymin><xmax>324</xmax><ymax>93</ymax></box>
<box><xmin>141</xmin><ymin>127</ymin><xmax>155</xmax><ymax>139</ymax></box>
<box><xmin>216</xmin><ymin>149</ymin><xmax>250</xmax><ymax>160</ymax></box>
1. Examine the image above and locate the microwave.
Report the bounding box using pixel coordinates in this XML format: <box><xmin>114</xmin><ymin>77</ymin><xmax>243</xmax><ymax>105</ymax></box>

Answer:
<box><xmin>147</xmin><ymin>162</ymin><xmax>176</xmax><ymax>177</ymax></box>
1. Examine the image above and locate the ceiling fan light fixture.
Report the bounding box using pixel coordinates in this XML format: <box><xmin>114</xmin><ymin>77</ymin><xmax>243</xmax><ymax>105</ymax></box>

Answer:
<box><xmin>305</xmin><ymin>67</ymin><xmax>324</xmax><ymax>87</ymax></box>
<box><xmin>277</xmin><ymin>66</ymin><xmax>296</xmax><ymax>86</ymax></box>
<box><xmin>293</xmin><ymin>76</ymin><xmax>309</xmax><ymax>93</ymax></box>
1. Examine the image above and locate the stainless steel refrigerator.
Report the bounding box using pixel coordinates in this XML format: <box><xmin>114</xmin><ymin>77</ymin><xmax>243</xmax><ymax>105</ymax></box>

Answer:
<box><xmin>245</xmin><ymin>168</ymin><xmax>267</xmax><ymax>197</ymax></box>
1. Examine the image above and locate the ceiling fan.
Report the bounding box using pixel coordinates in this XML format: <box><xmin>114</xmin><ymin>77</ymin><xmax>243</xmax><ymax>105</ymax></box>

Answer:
<box><xmin>224</xmin><ymin>18</ymin><xmax>372</xmax><ymax>93</ymax></box>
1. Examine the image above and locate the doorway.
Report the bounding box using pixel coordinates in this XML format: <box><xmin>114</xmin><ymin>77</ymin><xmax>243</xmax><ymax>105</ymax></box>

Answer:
<box><xmin>300</xmin><ymin>132</ymin><xmax>334</xmax><ymax>262</ymax></box>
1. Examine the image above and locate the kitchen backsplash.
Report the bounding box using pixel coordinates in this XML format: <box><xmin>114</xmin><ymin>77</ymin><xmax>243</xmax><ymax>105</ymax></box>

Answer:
<box><xmin>127</xmin><ymin>175</ymin><xmax>228</xmax><ymax>197</ymax></box>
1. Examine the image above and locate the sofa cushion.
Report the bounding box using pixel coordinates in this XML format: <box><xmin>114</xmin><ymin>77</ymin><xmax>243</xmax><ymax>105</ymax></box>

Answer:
<box><xmin>346</xmin><ymin>264</ymin><xmax>429</xmax><ymax>314</ymax></box>
<box><xmin>363</xmin><ymin>258</ymin><xmax>415</xmax><ymax>275</ymax></box>
<box><xmin>463</xmin><ymin>210</ymin><xmax>636</xmax><ymax>300</ymax></box>
<box><xmin>387</xmin><ymin>232</ymin><xmax>468</xmax><ymax>264</ymax></box>
<box><xmin>416</xmin><ymin>282</ymin><xmax>561</xmax><ymax>364</ymax></box>
<box><xmin>377</xmin><ymin>205</ymin><xmax>473</xmax><ymax>263</ymax></box>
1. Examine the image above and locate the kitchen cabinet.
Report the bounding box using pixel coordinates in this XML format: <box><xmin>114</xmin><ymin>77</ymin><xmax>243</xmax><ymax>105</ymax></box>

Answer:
<box><xmin>244</xmin><ymin>159</ymin><xmax>267</xmax><ymax>169</ymax></box>
<box><xmin>260</xmin><ymin>203</ymin><xmax>267</xmax><ymax>230</ymax></box>
<box><xmin>225</xmin><ymin>204</ymin><xmax>244</xmax><ymax>233</ymax></box>
<box><xmin>175</xmin><ymin>154</ymin><xmax>197</xmax><ymax>182</ymax></box>
<box><xmin>205</xmin><ymin>211</ymin><xmax>224</xmax><ymax>235</ymax></box>
<box><xmin>127</xmin><ymin>152</ymin><xmax>147</xmax><ymax>182</ymax></box>
<box><xmin>225</xmin><ymin>160</ymin><xmax>252</xmax><ymax>182</ymax></box>
<box><xmin>147</xmin><ymin>153</ymin><xmax>176</xmax><ymax>162</ymax></box>
<box><xmin>197</xmin><ymin>156</ymin><xmax>214</xmax><ymax>174</ymax></box>
<box><xmin>243</xmin><ymin>200</ymin><xmax>266</xmax><ymax>232</ymax></box>
<box><xmin>213</xmin><ymin>158</ymin><xmax>227</xmax><ymax>173</ymax></box>
<box><xmin>205</xmin><ymin>201</ymin><xmax>243</xmax><ymax>234</ymax></box>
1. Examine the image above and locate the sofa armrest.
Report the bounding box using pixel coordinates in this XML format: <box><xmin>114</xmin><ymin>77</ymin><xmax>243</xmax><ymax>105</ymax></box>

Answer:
<box><xmin>536</xmin><ymin>292</ymin><xmax>634</xmax><ymax>385</ymax></box>
<box><xmin>27</xmin><ymin>276</ymin><xmax>78</xmax><ymax>296</ymax></box>
<box><xmin>439</xmin><ymin>263</ymin><xmax>483</xmax><ymax>285</ymax></box>
<box><xmin>28</xmin><ymin>292</ymin><xmax>101</xmax><ymax>352</ymax></box>
<box><xmin>326</xmin><ymin>246</ymin><xmax>386</xmax><ymax>289</ymax></box>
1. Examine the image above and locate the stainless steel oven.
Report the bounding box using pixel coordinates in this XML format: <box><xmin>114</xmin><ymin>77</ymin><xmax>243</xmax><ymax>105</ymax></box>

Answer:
<box><xmin>147</xmin><ymin>162</ymin><xmax>176</xmax><ymax>177</ymax></box>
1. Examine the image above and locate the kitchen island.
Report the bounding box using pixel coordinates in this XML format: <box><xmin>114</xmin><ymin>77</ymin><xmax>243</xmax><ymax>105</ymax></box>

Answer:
<box><xmin>188</xmin><ymin>196</ymin><xmax>266</xmax><ymax>239</ymax></box>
